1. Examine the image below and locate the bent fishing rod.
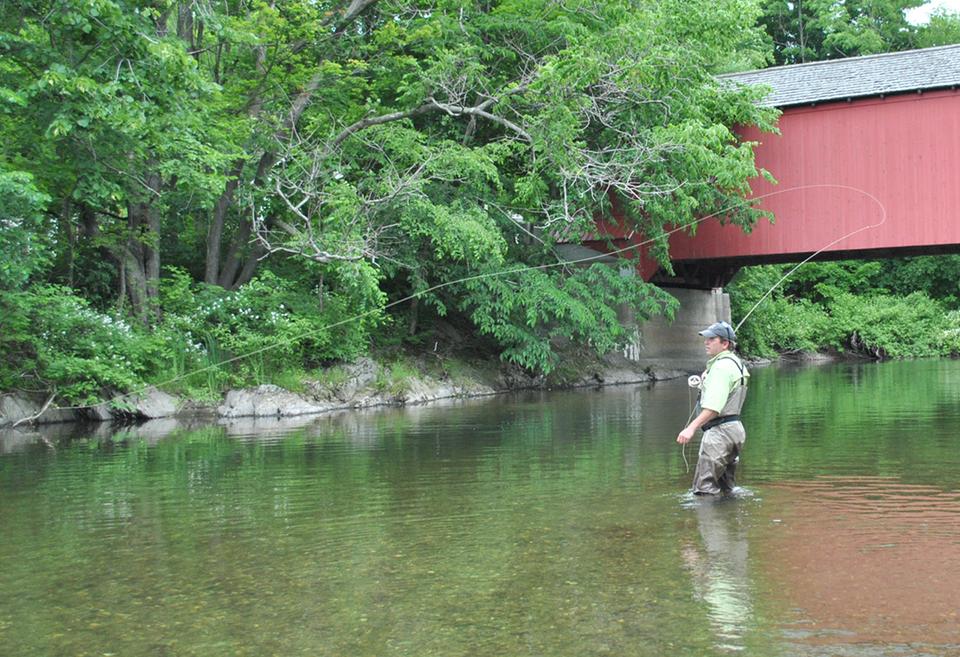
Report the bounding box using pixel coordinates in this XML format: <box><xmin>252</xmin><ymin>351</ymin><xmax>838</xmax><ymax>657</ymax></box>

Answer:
<box><xmin>674</xmin><ymin>184</ymin><xmax>888</xmax><ymax>472</ymax></box>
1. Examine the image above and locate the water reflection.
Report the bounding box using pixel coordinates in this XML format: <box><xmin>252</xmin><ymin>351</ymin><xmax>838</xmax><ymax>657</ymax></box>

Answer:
<box><xmin>683</xmin><ymin>497</ymin><xmax>754</xmax><ymax>652</ymax></box>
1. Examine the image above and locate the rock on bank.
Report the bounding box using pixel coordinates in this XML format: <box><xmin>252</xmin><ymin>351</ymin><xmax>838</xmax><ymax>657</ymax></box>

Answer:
<box><xmin>2</xmin><ymin>354</ymin><xmax>684</xmax><ymax>427</ymax></box>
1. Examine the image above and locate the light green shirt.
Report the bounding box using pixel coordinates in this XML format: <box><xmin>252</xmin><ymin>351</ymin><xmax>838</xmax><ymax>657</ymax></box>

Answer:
<box><xmin>699</xmin><ymin>352</ymin><xmax>749</xmax><ymax>413</ymax></box>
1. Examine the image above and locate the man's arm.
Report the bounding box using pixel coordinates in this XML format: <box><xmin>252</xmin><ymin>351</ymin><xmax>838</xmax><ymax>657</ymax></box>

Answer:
<box><xmin>678</xmin><ymin>357</ymin><xmax>737</xmax><ymax>444</ymax></box>
<box><xmin>677</xmin><ymin>408</ymin><xmax>719</xmax><ymax>445</ymax></box>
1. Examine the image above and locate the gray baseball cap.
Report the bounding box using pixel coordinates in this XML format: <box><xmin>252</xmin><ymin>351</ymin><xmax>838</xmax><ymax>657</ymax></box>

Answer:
<box><xmin>699</xmin><ymin>321</ymin><xmax>736</xmax><ymax>342</ymax></box>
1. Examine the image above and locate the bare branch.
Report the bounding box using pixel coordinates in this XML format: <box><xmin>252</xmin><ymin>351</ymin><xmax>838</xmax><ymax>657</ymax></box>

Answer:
<box><xmin>328</xmin><ymin>104</ymin><xmax>435</xmax><ymax>152</ymax></box>
<box><xmin>327</xmin><ymin>78</ymin><xmax>533</xmax><ymax>153</ymax></box>
<box><xmin>336</xmin><ymin>0</ymin><xmax>379</xmax><ymax>31</ymax></box>
<box><xmin>251</xmin><ymin>129</ymin><xmax>438</xmax><ymax>266</ymax></box>
<box><xmin>12</xmin><ymin>391</ymin><xmax>57</xmax><ymax>428</ymax></box>
<box><xmin>427</xmin><ymin>98</ymin><xmax>532</xmax><ymax>142</ymax></box>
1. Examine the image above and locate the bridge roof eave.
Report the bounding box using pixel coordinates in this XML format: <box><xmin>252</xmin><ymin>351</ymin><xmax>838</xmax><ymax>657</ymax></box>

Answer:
<box><xmin>720</xmin><ymin>44</ymin><xmax>960</xmax><ymax>109</ymax></box>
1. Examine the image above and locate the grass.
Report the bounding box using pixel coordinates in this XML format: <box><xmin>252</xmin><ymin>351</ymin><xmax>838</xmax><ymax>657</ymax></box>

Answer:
<box><xmin>374</xmin><ymin>358</ymin><xmax>420</xmax><ymax>396</ymax></box>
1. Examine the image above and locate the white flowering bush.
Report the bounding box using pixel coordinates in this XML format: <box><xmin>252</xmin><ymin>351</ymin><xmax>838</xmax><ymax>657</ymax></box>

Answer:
<box><xmin>0</xmin><ymin>267</ymin><xmax>383</xmax><ymax>404</ymax></box>
<box><xmin>0</xmin><ymin>285</ymin><xmax>153</xmax><ymax>403</ymax></box>
<box><xmin>156</xmin><ymin>269</ymin><xmax>380</xmax><ymax>389</ymax></box>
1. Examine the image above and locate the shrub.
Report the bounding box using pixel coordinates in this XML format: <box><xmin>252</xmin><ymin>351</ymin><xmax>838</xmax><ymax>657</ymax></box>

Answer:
<box><xmin>942</xmin><ymin>311</ymin><xmax>960</xmax><ymax>355</ymax></box>
<box><xmin>156</xmin><ymin>270</ymin><xmax>382</xmax><ymax>390</ymax></box>
<box><xmin>0</xmin><ymin>286</ymin><xmax>152</xmax><ymax>404</ymax></box>
<box><xmin>829</xmin><ymin>291</ymin><xmax>950</xmax><ymax>358</ymax></box>
<box><xmin>735</xmin><ymin>295</ymin><xmax>835</xmax><ymax>357</ymax></box>
<box><xmin>730</xmin><ymin>266</ymin><xmax>952</xmax><ymax>360</ymax></box>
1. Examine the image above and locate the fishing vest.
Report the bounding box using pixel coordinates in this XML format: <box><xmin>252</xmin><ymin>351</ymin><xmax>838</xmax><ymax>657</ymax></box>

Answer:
<box><xmin>699</xmin><ymin>352</ymin><xmax>749</xmax><ymax>420</ymax></box>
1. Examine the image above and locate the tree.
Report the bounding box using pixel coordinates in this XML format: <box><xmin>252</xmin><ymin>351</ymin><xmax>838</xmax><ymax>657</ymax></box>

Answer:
<box><xmin>759</xmin><ymin>0</ymin><xmax>923</xmax><ymax>64</ymax></box>
<box><xmin>0</xmin><ymin>0</ymin><xmax>230</xmax><ymax>321</ymax></box>
<box><xmin>917</xmin><ymin>9</ymin><xmax>960</xmax><ymax>47</ymax></box>
<box><xmin>1</xmin><ymin>0</ymin><xmax>780</xmax><ymax>379</ymax></box>
<box><xmin>249</xmin><ymin>0</ymin><xmax>780</xmax><ymax>370</ymax></box>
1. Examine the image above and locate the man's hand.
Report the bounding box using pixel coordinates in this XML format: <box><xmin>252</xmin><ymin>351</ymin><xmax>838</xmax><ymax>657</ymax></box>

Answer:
<box><xmin>678</xmin><ymin>409</ymin><xmax>718</xmax><ymax>445</ymax></box>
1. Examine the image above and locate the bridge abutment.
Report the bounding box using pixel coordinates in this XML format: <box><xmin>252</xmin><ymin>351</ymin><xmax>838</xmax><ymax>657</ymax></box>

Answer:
<box><xmin>622</xmin><ymin>287</ymin><xmax>731</xmax><ymax>373</ymax></box>
<box><xmin>555</xmin><ymin>245</ymin><xmax>733</xmax><ymax>372</ymax></box>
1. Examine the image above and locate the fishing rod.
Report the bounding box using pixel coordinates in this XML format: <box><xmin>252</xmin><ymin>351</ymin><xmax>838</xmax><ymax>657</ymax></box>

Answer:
<box><xmin>678</xmin><ymin>183</ymin><xmax>888</xmax><ymax>472</ymax></box>
<box><xmin>18</xmin><ymin>184</ymin><xmax>888</xmax><ymax>423</ymax></box>
<box><xmin>734</xmin><ymin>187</ymin><xmax>888</xmax><ymax>332</ymax></box>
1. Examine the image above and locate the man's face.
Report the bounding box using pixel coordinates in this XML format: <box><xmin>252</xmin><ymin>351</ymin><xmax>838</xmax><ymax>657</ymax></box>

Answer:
<box><xmin>704</xmin><ymin>335</ymin><xmax>729</xmax><ymax>358</ymax></box>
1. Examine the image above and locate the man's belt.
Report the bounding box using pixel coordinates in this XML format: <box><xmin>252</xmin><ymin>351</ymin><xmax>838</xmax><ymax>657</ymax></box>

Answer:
<box><xmin>702</xmin><ymin>415</ymin><xmax>741</xmax><ymax>431</ymax></box>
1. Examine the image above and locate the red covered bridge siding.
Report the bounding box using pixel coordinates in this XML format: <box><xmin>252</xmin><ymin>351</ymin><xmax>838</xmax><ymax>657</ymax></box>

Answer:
<box><xmin>589</xmin><ymin>44</ymin><xmax>960</xmax><ymax>289</ymax></box>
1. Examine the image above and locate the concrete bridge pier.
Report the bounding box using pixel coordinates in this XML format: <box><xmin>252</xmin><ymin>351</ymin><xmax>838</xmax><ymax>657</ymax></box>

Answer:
<box><xmin>555</xmin><ymin>245</ymin><xmax>733</xmax><ymax>372</ymax></box>
<box><xmin>621</xmin><ymin>287</ymin><xmax>731</xmax><ymax>373</ymax></box>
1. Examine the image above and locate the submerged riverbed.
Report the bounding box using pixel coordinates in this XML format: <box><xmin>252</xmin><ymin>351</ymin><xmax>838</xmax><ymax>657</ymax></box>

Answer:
<box><xmin>3</xmin><ymin>359</ymin><xmax>960</xmax><ymax>656</ymax></box>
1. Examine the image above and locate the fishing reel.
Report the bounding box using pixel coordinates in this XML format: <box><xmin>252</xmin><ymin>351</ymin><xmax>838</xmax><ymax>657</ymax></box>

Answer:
<box><xmin>687</xmin><ymin>375</ymin><xmax>702</xmax><ymax>388</ymax></box>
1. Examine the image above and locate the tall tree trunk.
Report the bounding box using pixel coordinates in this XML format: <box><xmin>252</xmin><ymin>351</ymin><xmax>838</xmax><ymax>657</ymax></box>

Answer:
<box><xmin>124</xmin><ymin>173</ymin><xmax>162</xmax><ymax>325</ymax></box>
<box><xmin>177</xmin><ymin>2</ymin><xmax>194</xmax><ymax>51</ymax></box>
<box><xmin>145</xmin><ymin>174</ymin><xmax>161</xmax><ymax>298</ymax></box>
<box><xmin>62</xmin><ymin>198</ymin><xmax>75</xmax><ymax>287</ymax></box>
<box><xmin>233</xmin><ymin>242</ymin><xmax>266</xmax><ymax>290</ymax></box>
<box><xmin>217</xmin><ymin>152</ymin><xmax>276</xmax><ymax>288</ymax></box>
<box><xmin>205</xmin><ymin>37</ymin><xmax>270</xmax><ymax>287</ymax></box>
<box><xmin>121</xmin><ymin>247</ymin><xmax>150</xmax><ymax>323</ymax></box>
<box><xmin>202</xmin><ymin>0</ymin><xmax>379</xmax><ymax>289</ymax></box>
<box><xmin>205</xmin><ymin>163</ymin><xmax>243</xmax><ymax>284</ymax></box>
<box><xmin>798</xmin><ymin>0</ymin><xmax>806</xmax><ymax>63</ymax></box>
<box><xmin>217</xmin><ymin>221</ymin><xmax>248</xmax><ymax>289</ymax></box>
<box><xmin>211</xmin><ymin>75</ymin><xmax>323</xmax><ymax>288</ymax></box>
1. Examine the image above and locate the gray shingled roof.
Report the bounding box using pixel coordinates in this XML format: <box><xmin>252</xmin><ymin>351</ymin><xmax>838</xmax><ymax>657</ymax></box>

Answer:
<box><xmin>721</xmin><ymin>44</ymin><xmax>960</xmax><ymax>107</ymax></box>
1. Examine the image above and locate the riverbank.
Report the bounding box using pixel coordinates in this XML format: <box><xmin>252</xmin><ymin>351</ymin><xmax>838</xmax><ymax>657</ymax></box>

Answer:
<box><xmin>0</xmin><ymin>348</ymin><xmax>695</xmax><ymax>429</ymax></box>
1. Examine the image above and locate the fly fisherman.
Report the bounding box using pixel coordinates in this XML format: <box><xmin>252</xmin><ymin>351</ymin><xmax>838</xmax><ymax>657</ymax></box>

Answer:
<box><xmin>677</xmin><ymin>321</ymin><xmax>749</xmax><ymax>495</ymax></box>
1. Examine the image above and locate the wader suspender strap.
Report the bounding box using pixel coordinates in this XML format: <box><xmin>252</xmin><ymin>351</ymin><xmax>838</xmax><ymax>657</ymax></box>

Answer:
<box><xmin>718</xmin><ymin>353</ymin><xmax>746</xmax><ymax>387</ymax></box>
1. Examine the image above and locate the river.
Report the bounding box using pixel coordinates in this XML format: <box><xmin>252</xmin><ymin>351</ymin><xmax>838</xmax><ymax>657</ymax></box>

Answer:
<box><xmin>2</xmin><ymin>359</ymin><xmax>960</xmax><ymax>656</ymax></box>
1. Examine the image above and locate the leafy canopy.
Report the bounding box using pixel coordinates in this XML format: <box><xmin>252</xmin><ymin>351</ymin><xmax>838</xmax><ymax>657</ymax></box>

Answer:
<box><xmin>0</xmin><ymin>0</ymin><xmax>784</xmax><ymax>404</ymax></box>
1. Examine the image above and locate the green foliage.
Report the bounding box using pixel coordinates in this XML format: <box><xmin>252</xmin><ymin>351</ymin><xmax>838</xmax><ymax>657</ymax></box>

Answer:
<box><xmin>917</xmin><ymin>10</ymin><xmax>960</xmax><ymax>47</ymax></box>
<box><xmin>870</xmin><ymin>255</ymin><xmax>960</xmax><ymax>308</ymax></box>
<box><xmin>0</xmin><ymin>0</ymin><xmax>790</xmax><ymax>399</ymax></box>
<box><xmin>308</xmin><ymin>363</ymin><xmax>352</xmax><ymax>391</ymax></box>
<box><xmin>759</xmin><ymin>0</ymin><xmax>923</xmax><ymax>64</ymax></box>
<box><xmin>829</xmin><ymin>291</ymin><xmax>950</xmax><ymax>358</ymax></box>
<box><xmin>1</xmin><ymin>0</ymin><xmax>228</xmax><ymax>203</ymax></box>
<box><xmin>780</xmin><ymin>260</ymin><xmax>884</xmax><ymax>302</ymax></box>
<box><xmin>730</xmin><ymin>261</ymin><xmax>960</xmax><ymax>360</ymax></box>
<box><xmin>458</xmin><ymin>263</ymin><xmax>677</xmax><ymax>373</ymax></box>
<box><xmin>374</xmin><ymin>358</ymin><xmax>420</xmax><ymax>396</ymax></box>
<box><xmin>0</xmin><ymin>263</ymin><xmax>389</xmax><ymax>407</ymax></box>
<box><xmin>942</xmin><ymin>310</ymin><xmax>960</xmax><ymax>354</ymax></box>
<box><xmin>745</xmin><ymin>296</ymin><xmax>834</xmax><ymax>357</ymax></box>
<box><xmin>0</xmin><ymin>170</ymin><xmax>51</xmax><ymax>289</ymax></box>
<box><xmin>156</xmin><ymin>269</ymin><xmax>381</xmax><ymax>390</ymax></box>
<box><xmin>1</xmin><ymin>0</ymin><xmax>957</xmax><ymax>404</ymax></box>
<box><xmin>0</xmin><ymin>286</ymin><xmax>153</xmax><ymax>403</ymax></box>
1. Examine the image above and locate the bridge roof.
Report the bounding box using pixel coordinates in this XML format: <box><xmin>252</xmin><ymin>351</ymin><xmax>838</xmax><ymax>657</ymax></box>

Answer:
<box><xmin>722</xmin><ymin>44</ymin><xmax>960</xmax><ymax>107</ymax></box>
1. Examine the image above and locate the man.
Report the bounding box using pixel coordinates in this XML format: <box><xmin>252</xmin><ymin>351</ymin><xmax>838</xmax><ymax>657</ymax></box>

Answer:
<box><xmin>677</xmin><ymin>321</ymin><xmax>749</xmax><ymax>495</ymax></box>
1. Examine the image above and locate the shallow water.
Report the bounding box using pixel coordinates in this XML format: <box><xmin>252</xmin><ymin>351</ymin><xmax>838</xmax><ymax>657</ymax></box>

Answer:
<box><xmin>2</xmin><ymin>360</ymin><xmax>960</xmax><ymax>656</ymax></box>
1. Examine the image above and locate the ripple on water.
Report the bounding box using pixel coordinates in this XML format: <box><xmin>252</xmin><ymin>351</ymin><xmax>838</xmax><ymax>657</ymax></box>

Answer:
<box><xmin>760</xmin><ymin>476</ymin><xmax>960</xmax><ymax>651</ymax></box>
